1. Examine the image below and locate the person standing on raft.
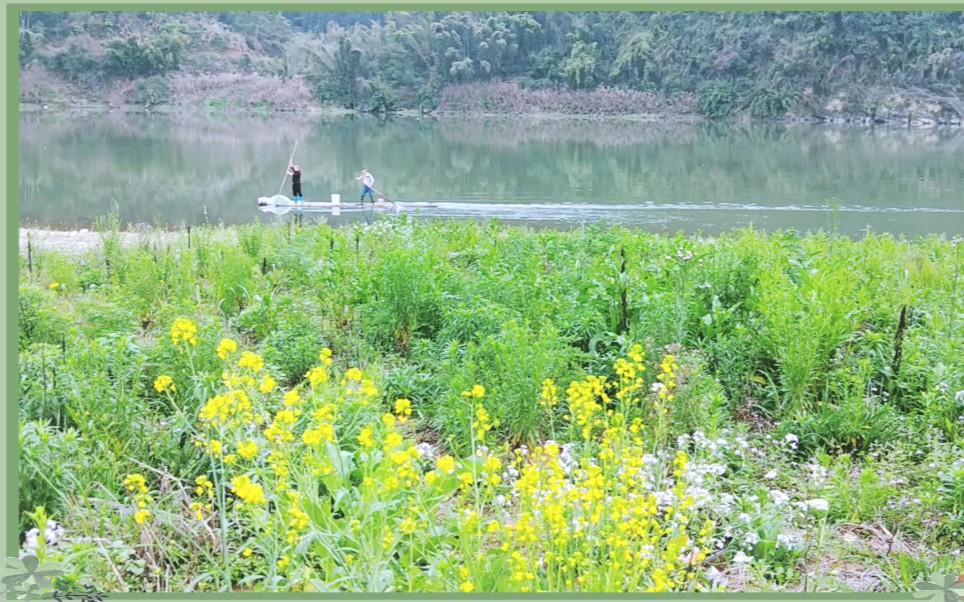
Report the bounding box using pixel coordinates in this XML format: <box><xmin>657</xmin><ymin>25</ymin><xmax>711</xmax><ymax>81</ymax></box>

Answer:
<box><xmin>356</xmin><ymin>169</ymin><xmax>375</xmax><ymax>204</ymax></box>
<box><xmin>287</xmin><ymin>160</ymin><xmax>303</xmax><ymax>203</ymax></box>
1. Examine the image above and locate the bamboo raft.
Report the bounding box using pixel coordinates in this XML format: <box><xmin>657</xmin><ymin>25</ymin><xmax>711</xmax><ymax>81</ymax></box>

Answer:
<box><xmin>257</xmin><ymin>194</ymin><xmax>438</xmax><ymax>214</ymax></box>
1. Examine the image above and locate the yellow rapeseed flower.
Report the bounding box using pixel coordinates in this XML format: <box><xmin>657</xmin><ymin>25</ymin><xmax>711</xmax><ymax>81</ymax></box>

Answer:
<box><xmin>483</xmin><ymin>455</ymin><xmax>502</xmax><ymax>473</ymax></box>
<box><xmin>288</xmin><ymin>507</ymin><xmax>310</xmax><ymax>531</ymax></box>
<box><xmin>274</xmin><ymin>409</ymin><xmax>297</xmax><ymax>425</ymax></box>
<box><xmin>400</xmin><ymin>516</ymin><xmax>418</xmax><ymax>535</ymax></box>
<box><xmin>306</xmin><ymin>366</ymin><xmax>328</xmax><ymax>387</ymax></box>
<box><xmin>284</xmin><ymin>389</ymin><xmax>302</xmax><ymax>407</ymax></box>
<box><xmin>302</xmin><ymin>425</ymin><xmax>334</xmax><ymax>446</ymax></box>
<box><xmin>394</xmin><ymin>398</ymin><xmax>412</xmax><ymax>422</ymax></box>
<box><xmin>198</xmin><ymin>391</ymin><xmax>253</xmax><ymax>426</ymax></box>
<box><xmin>123</xmin><ymin>474</ymin><xmax>148</xmax><ymax>494</ymax></box>
<box><xmin>216</xmin><ymin>338</ymin><xmax>238</xmax><ymax>360</ymax></box>
<box><xmin>312</xmin><ymin>403</ymin><xmax>336</xmax><ymax>423</ymax></box>
<box><xmin>384</xmin><ymin>432</ymin><xmax>404</xmax><ymax>451</ymax></box>
<box><xmin>237</xmin><ymin>440</ymin><xmax>258</xmax><ymax>460</ymax></box>
<box><xmin>153</xmin><ymin>375</ymin><xmax>175</xmax><ymax>394</ymax></box>
<box><xmin>230</xmin><ymin>475</ymin><xmax>266</xmax><ymax>505</ymax></box>
<box><xmin>463</xmin><ymin>384</ymin><xmax>486</xmax><ymax>398</ymax></box>
<box><xmin>436</xmin><ymin>455</ymin><xmax>456</xmax><ymax>474</ymax></box>
<box><xmin>259</xmin><ymin>374</ymin><xmax>277</xmax><ymax>393</ymax></box>
<box><xmin>540</xmin><ymin>379</ymin><xmax>558</xmax><ymax>408</ymax></box>
<box><xmin>171</xmin><ymin>318</ymin><xmax>198</xmax><ymax>347</ymax></box>
<box><xmin>319</xmin><ymin>348</ymin><xmax>333</xmax><ymax>366</ymax></box>
<box><xmin>357</xmin><ymin>426</ymin><xmax>376</xmax><ymax>449</ymax></box>
<box><xmin>238</xmin><ymin>351</ymin><xmax>264</xmax><ymax>372</ymax></box>
<box><xmin>361</xmin><ymin>379</ymin><xmax>378</xmax><ymax>398</ymax></box>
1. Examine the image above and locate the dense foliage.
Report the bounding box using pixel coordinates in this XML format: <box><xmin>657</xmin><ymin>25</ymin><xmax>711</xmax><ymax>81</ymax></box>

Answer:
<box><xmin>19</xmin><ymin>11</ymin><xmax>964</xmax><ymax>117</ymax></box>
<box><xmin>18</xmin><ymin>216</ymin><xmax>964</xmax><ymax>592</ymax></box>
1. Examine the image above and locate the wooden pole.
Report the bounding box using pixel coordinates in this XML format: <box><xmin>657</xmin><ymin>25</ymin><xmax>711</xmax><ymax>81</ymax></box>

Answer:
<box><xmin>370</xmin><ymin>187</ymin><xmax>398</xmax><ymax>207</ymax></box>
<box><xmin>278</xmin><ymin>139</ymin><xmax>299</xmax><ymax>196</ymax></box>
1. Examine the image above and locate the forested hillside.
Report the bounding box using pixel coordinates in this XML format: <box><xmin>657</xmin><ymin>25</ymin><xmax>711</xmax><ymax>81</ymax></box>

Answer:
<box><xmin>18</xmin><ymin>11</ymin><xmax>964</xmax><ymax>121</ymax></box>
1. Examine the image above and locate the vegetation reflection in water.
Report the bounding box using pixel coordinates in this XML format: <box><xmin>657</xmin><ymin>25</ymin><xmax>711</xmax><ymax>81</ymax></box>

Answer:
<box><xmin>19</xmin><ymin>113</ymin><xmax>964</xmax><ymax>236</ymax></box>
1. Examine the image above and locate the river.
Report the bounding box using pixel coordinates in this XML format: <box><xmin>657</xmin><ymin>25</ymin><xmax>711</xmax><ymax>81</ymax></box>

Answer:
<box><xmin>19</xmin><ymin>111</ymin><xmax>964</xmax><ymax>237</ymax></box>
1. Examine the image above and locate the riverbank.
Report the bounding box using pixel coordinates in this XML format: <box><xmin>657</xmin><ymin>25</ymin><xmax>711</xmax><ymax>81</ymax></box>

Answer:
<box><xmin>17</xmin><ymin>101</ymin><xmax>698</xmax><ymax>123</ymax></box>
<box><xmin>19</xmin><ymin>66</ymin><xmax>963</xmax><ymax>126</ymax></box>
<box><xmin>16</xmin><ymin>219</ymin><xmax>964</xmax><ymax>593</ymax></box>
<box><xmin>19</xmin><ymin>227</ymin><xmax>185</xmax><ymax>256</ymax></box>
<box><xmin>20</xmin><ymin>101</ymin><xmax>963</xmax><ymax>129</ymax></box>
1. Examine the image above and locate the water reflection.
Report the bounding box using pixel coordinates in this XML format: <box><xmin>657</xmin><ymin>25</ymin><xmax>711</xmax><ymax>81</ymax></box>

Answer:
<box><xmin>19</xmin><ymin>112</ymin><xmax>964</xmax><ymax>236</ymax></box>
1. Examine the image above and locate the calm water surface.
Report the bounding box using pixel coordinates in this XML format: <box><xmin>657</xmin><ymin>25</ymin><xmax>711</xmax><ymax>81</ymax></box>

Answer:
<box><xmin>19</xmin><ymin>112</ymin><xmax>964</xmax><ymax>236</ymax></box>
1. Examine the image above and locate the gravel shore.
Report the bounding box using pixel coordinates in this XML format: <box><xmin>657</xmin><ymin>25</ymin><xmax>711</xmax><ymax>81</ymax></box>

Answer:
<box><xmin>19</xmin><ymin>228</ymin><xmax>184</xmax><ymax>256</ymax></box>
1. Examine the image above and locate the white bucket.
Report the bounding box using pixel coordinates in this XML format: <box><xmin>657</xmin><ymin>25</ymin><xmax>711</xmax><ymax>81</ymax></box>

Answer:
<box><xmin>331</xmin><ymin>193</ymin><xmax>341</xmax><ymax>205</ymax></box>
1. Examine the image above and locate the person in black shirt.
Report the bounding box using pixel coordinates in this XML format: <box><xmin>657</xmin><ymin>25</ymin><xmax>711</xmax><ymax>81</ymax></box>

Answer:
<box><xmin>287</xmin><ymin>160</ymin><xmax>303</xmax><ymax>203</ymax></box>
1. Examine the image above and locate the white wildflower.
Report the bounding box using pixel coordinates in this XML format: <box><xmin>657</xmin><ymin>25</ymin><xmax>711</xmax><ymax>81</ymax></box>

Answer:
<box><xmin>415</xmin><ymin>442</ymin><xmax>437</xmax><ymax>461</ymax></box>
<box><xmin>44</xmin><ymin>520</ymin><xmax>65</xmax><ymax>547</ymax></box>
<box><xmin>770</xmin><ymin>490</ymin><xmax>790</xmax><ymax>506</ymax></box>
<box><xmin>23</xmin><ymin>528</ymin><xmax>40</xmax><ymax>552</ymax></box>
<box><xmin>805</xmin><ymin>498</ymin><xmax>830</xmax><ymax>513</ymax></box>
<box><xmin>706</xmin><ymin>566</ymin><xmax>729</xmax><ymax>589</ymax></box>
<box><xmin>733</xmin><ymin>551</ymin><xmax>754</xmax><ymax>565</ymax></box>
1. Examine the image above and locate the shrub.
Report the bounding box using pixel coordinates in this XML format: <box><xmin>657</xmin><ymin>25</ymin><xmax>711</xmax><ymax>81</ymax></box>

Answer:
<box><xmin>19</xmin><ymin>285</ymin><xmax>72</xmax><ymax>349</ymax></box>
<box><xmin>136</xmin><ymin>75</ymin><xmax>171</xmax><ymax>104</ymax></box>
<box><xmin>782</xmin><ymin>394</ymin><xmax>903</xmax><ymax>457</ymax></box>
<box><xmin>262</xmin><ymin>313</ymin><xmax>327</xmax><ymax>385</ymax></box>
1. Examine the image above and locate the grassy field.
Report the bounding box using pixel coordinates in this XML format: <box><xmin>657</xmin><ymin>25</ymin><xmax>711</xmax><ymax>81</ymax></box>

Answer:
<box><xmin>17</xmin><ymin>215</ymin><xmax>964</xmax><ymax>592</ymax></box>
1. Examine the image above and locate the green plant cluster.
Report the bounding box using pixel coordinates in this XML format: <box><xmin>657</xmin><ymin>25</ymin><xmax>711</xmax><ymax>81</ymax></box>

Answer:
<box><xmin>17</xmin><ymin>217</ymin><xmax>964</xmax><ymax>591</ymax></box>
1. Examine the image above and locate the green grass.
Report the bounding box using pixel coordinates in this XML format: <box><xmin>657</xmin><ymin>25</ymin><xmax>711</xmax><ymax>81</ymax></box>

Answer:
<box><xmin>17</xmin><ymin>217</ymin><xmax>964</xmax><ymax>593</ymax></box>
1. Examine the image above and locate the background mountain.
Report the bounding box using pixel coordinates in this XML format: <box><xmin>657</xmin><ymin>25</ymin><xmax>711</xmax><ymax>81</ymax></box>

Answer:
<box><xmin>18</xmin><ymin>11</ymin><xmax>964</xmax><ymax>120</ymax></box>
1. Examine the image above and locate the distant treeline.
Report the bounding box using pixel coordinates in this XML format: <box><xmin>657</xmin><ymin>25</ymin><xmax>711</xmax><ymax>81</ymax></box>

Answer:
<box><xmin>18</xmin><ymin>11</ymin><xmax>964</xmax><ymax>118</ymax></box>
